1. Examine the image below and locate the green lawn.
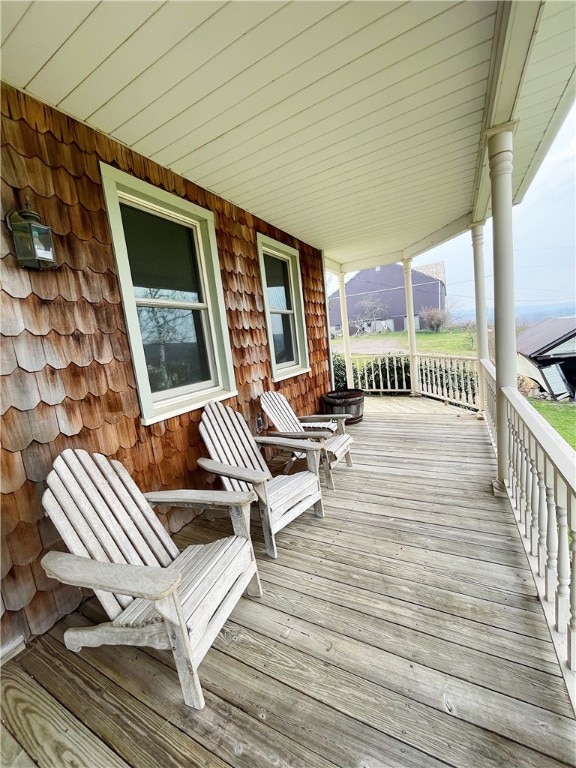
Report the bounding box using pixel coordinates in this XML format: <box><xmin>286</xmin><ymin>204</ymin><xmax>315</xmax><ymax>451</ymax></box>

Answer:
<box><xmin>333</xmin><ymin>328</ymin><xmax>478</xmax><ymax>357</ymax></box>
<box><xmin>528</xmin><ymin>399</ymin><xmax>576</xmax><ymax>449</ymax></box>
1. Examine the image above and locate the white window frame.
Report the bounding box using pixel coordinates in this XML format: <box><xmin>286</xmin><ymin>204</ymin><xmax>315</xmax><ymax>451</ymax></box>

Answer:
<box><xmin>101</xmin><ymin>163</ymin><xmax>236</xmax><ymax>424</ymax></box>
<box><xmin>257</xmin><ymin>233</ymin><xmax>309</xmax><ymax>382</ymax></box>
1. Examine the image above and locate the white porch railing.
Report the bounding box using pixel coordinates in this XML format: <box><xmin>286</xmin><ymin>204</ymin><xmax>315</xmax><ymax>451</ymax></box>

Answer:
<box><xmin>350</xmin><ymin>354</ymin><xmax>411</xmax><ymax>394</ymax></box>
<box><xmin>349</xmin><ymin>353</ymin><xmax>479</xmax><ymax>410</ymax></box>
<box><xmin>416</xmin><ymin>353</ymin><xmax>478</xmax><ymax>409</ymax></box>
<box><xmin>481</xmin><ymin>360</ymin><xmax>576</xmax><ymax>703</ymax></box>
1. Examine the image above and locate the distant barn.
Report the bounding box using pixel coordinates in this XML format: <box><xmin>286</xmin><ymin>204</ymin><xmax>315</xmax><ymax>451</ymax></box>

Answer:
<box><xmin>328</xmin><ymin>262</ymin><xmax>446</xmax><ymax>334</ymax></box>
<box><xmin>517</xmin><ymin>317</ymin><xmax>576</xmax><ymax>400</ymax></box>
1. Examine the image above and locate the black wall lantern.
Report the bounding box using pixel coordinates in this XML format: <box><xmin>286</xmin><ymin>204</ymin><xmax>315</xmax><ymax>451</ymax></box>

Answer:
<box><xmin>6</xmin><ymin>199</ymin><xmax>58</xmax><ymax>270</ymax></box>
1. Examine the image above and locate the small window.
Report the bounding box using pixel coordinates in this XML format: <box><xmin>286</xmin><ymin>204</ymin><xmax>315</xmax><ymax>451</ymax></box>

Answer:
<box><xmin>101</xmin><ymin>164</ymin><xmax>236</xmax><ymax>424</ymax></box>
<box><xmin>257</xmin><ymin>234</ymin><xmax>309</xmax><ymax>381</ymax></box>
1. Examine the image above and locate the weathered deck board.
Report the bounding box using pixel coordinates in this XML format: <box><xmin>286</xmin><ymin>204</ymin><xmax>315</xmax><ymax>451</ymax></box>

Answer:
<box><xmin>1</xmin><ymin>665</ymin><xmax>131</xmax><ymax>768</ymax></box>
<box><xmin>2</xmin><ymin>401</ymin><xmax>575</xmax><ymax>768</ymax></box>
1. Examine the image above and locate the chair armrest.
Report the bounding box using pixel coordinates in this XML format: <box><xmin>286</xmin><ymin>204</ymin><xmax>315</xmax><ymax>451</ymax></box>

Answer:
<box><xmin>299</xmin><ymin>414</ymin><xmax>350</xmax><ymax>434</ymax></box>
<box><xmin>197</xmin><ymin>457</ymin><xmax>269</xmax><ymax>484</ymax></box>
<box><xmin>144</xmin><ymin>489</ymin><xmax>256</xmax><ymax>510</ymax></box>
<box><xmin>300</xmin><ymin>414</ymin><xmax>351</xmax><ymax>423</ymax></box>
<box><xmin>41</xmin><ymin>551</ymin><xmax>181</xmax><ymax>600</ymax></box>
<box><xmin>255</xmin><ymin>436</ymin><xmax>323</xmax><ymax>453</ymax></box>
<box><xmin>270</xmin><ymin>430</ymin><xmax>332</xmax><ymax>440</ymax></box>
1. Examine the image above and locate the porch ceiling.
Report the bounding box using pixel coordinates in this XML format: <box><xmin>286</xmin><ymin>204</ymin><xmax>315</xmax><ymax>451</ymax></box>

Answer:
<box><xmin>1</xmin><ymin>1</ymin><xmax>574</xmax><ymax>272</ymax></box>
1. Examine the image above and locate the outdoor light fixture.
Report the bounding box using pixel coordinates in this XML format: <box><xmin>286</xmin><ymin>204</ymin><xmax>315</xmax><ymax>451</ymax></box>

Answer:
<box><xmin>6</xmin><ymin>199</ymin><xmax>57</xmax><ymax>269</ymax></box>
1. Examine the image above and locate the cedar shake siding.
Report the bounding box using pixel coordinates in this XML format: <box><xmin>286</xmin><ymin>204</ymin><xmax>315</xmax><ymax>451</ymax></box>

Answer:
<box><xmin>0</xmin><ymin>84</ymin><xmax>330</xmax><ymax>647</ymax></box>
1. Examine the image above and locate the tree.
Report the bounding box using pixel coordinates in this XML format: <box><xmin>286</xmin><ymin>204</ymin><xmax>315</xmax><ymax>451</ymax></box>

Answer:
<box><xmin>349</xmin><ymin>296</ymin><xmax>390</xmax><ymax>335</ymax></box>
<box><xmin>421</xmin><ymin>306</ymin><xmax>449</xmax><ymax>332</ymax></box>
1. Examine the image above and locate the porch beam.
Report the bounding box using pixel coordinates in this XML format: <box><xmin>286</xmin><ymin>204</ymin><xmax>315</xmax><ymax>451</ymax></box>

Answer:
<box><xmin>337</xmin><ymin>273</ymin><xmax>354</xmax><ymax>389</ymax></box>
<box><xmin>487</xmin><ymin>124</ymin><xmax>518</xmax><ymax>493</ymax></box>
<box><xmin>471</xmin><ymin>222</ymin><xmax>489</xmax><ymax>417</ymax></box>
<box><xmin>402</xmin><ymin>258</ymin><xmax>418</xmax><ymax>396</ymax></box>
<box><xmin>472</xmin><ymin>1</ymin><xmax>542</xmax><ymax>221</ymax></box>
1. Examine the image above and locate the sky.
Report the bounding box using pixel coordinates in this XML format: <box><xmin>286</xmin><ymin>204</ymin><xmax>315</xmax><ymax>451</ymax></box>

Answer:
<box><xmin>414</xmin><ymin>105</ymin><xmax>576</xmax><ymax>318</ymax></box>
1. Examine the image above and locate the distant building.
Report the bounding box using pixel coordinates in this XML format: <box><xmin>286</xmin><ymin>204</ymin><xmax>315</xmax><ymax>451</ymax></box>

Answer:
<box><xmin>328</xmin><ymin>262</ymin><xmax>446</xmax><ymax>334</ymax></box>
<box><xmin>517</xmin><ymin>317</ymin><xmax>576</xmax><ymax>400</ymax></box>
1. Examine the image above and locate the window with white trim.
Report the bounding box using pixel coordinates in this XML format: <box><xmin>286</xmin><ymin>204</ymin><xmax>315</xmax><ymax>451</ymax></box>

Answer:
<box><xmin>257</xmin><ymin>234</ymin><xmax>309</xmax><ymax>381</ymax></box>
<box><xmin>101</xmin><ymin>164</ymin><xmax>236</xmax><ymax>424</ymax></box>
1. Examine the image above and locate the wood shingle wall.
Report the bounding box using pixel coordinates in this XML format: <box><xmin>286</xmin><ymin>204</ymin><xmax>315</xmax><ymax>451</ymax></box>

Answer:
<box><xmin>0</xmin><ymin>83</ymin><xmax>330</xmax><ymax>648</ymax></box>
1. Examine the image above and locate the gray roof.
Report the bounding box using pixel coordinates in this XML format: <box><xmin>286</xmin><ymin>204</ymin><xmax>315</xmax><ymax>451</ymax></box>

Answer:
<box><xmin>516</xmin><ymin>317</ymin><xmax>576</xmax><ymax>357</ymax></box>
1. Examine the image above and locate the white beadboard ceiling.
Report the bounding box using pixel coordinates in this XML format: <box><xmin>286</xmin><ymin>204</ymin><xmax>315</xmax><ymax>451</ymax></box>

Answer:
<box><xmin>1</xmin><ymin>0</ymin><xmax>574</xmax><ymax>272</ymax></box>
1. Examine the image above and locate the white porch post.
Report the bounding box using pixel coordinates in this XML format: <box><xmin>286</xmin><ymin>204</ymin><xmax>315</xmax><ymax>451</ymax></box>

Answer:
<box><xmin>402</xmin><ymin>258</ymin><xmax>418</xmax><ymax>395</ymax></box>
<box><xmin>487</xmin><ymin>125</ymin><xmax>518</xmax><ymax>493</ymax></box>
<box><xmin>338</xmin><ymin>272</ymin><xmax>354</xmax><ymax>389</ymax></box>
<box><xmin>471</xmin><ymin>223</ymin><xmax>489</xmax><ymax>417</ymax></box>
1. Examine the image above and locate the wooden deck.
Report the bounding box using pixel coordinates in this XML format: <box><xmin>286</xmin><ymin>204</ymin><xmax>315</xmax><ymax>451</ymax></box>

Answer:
<box><xmin>3</xmin><ymin>397</ymin><xmax>575</xmax><ymax>768</ymax></box>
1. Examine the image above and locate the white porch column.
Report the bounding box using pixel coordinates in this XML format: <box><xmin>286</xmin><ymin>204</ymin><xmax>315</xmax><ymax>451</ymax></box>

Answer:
<box><xmin>487</xmin><ymin>125</ymin><xmax>518</xmax><ymax>493</ymax></box>
<box><xmin>338</xmin><ymin>272</ymin><xmax>354</xmax><ymax>388</ymax></box>
<box><xmin>471</xmin><ymin>223</ymin><xmax>489</xmax><ymax>417</ymax></box>
<box><xmin>402</xmin><ymin>258</ymin><xmax>418</xmax><ymax>395</ymax></box>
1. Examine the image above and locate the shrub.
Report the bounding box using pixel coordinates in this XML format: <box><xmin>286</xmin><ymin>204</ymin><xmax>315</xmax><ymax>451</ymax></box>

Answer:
<box><xmin>357</xmin><ymin>356</ymin><xmax>411</xmax><ymax>391</ymax></box>
<box><xmin>421</xmin><ymin>307</ymin><xmax>449</xmax><ymax>332</ymax></box>
<box><xmin>332</xmin><ymin>353</ymin><xmax>347</xmax><ymax>389</ymax></box>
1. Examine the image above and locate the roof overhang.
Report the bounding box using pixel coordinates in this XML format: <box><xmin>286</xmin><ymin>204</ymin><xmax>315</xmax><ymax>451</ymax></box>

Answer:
<box><xmin>1</xmin><ymin>1</ymin><xmax>574</xmax><ymax>273</ymax></box>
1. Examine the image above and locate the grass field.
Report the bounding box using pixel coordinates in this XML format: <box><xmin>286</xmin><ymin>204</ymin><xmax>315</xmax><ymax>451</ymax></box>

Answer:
<box><xmin>528</xmin><ymin>399</ymin><xmax>576</xmax><ymax>449</ymax></box>
<box><xmin>332</xmin><ymin>328</ymin><xmax>479</xmax><ymax>357</ymax></box>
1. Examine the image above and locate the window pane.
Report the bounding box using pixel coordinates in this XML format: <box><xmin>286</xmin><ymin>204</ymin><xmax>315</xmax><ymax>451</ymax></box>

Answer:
<box><xmin>271</xmin><ymin>313</ymin><xmax>296</xmax><ymax>365</ymax></box>
<box><xmin>137</xmin><ymin>307</ymin><xmax>211</xmax><ymax>392</ymax></box>
<box><xmin>264</xmin><ymin>253</ymin><xmax>292</xmax><ymax>310</ymax></box>
<box><xmin>120</xmin><ymin>204</ymin><xmax>202</xmax><ymax>302</ymax></box>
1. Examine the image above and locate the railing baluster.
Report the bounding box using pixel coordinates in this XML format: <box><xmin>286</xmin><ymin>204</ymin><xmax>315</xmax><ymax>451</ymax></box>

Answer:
<box><xmin>439</xmin><ymin>358</ymin><xmax>445</xmax><ymax>399</ymax></box>
<box><xmin>537</xmin><ymin>452</ymin><xmax>548</xmax><ymax>577</ymax></box>
<box><xmin>555</xmin><ymin>477</ymin><xmax>569</xmax><ymax>633</ymax></box>
<box><xmin>522</xmin><ymin>421</ymin><xmax>531</xmax><ymax>538</ymax></box>
<box><xmin>545</xmin><ymin>461</ymin><xmax>558</xmax><ymax>602</ymax></box>
<box><xmin>421</xmin><ymin>357</ymin><xmax>427</xmax><ymax>395</ymax></box>
<box><xmin>518</xmin><ymin>416</ymin><xmax>527</xmax><ymax>526</ymax></box>
<box><xmin>420</xmin><ymin>357</ymin><xmax>425</xmax><ymax>395</ymax></box>
<box><xmin>529</xmin><ymin>434</ymin><xmax>539</xmax><ymax>553</ymax></box>
<box><xmin>455</xmin><ymin>359</ymin><xmax>461</xmax><ymax>403</ymax></box>
<box><xmin>569</xmin><ymin>494</ymin><xmax>576</xmax><ymax>669</ymax></box>
<box><xmin>507</xmin><ymin>403</ymin><xmax>515</xmax><ymax>501</ymax></box>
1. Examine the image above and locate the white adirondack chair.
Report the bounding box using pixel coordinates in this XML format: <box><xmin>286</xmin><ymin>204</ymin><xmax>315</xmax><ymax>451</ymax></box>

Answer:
<box><xmin>260</xmin><ymin>391</ymin><xmax>353</xmax><ymax>490</ymax></box>
<box><xmin>198</xmin><ymin>400</ymin><xmax>324</xmax><ymax>559</ymax></box>
<box><xmin>40</xmin><ymin>448</ymin><xmax>262</xmax><ymax>709</ymax></box>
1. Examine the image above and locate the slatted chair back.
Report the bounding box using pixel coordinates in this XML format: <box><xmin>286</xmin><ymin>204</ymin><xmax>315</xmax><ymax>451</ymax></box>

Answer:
<box><xmin>200</xmin><ymin>400</ymin><xmax>272</xmax><ymax>493</ymax></box>
<box><xmin>260</xmin><ymin>391</ymin><xmax>304</xmax><ymax>434</ymax></box>
<box><xmin>42</xmin><ymin>448</ymin><xmax>179</xmax><ymax>621</ymax></box>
